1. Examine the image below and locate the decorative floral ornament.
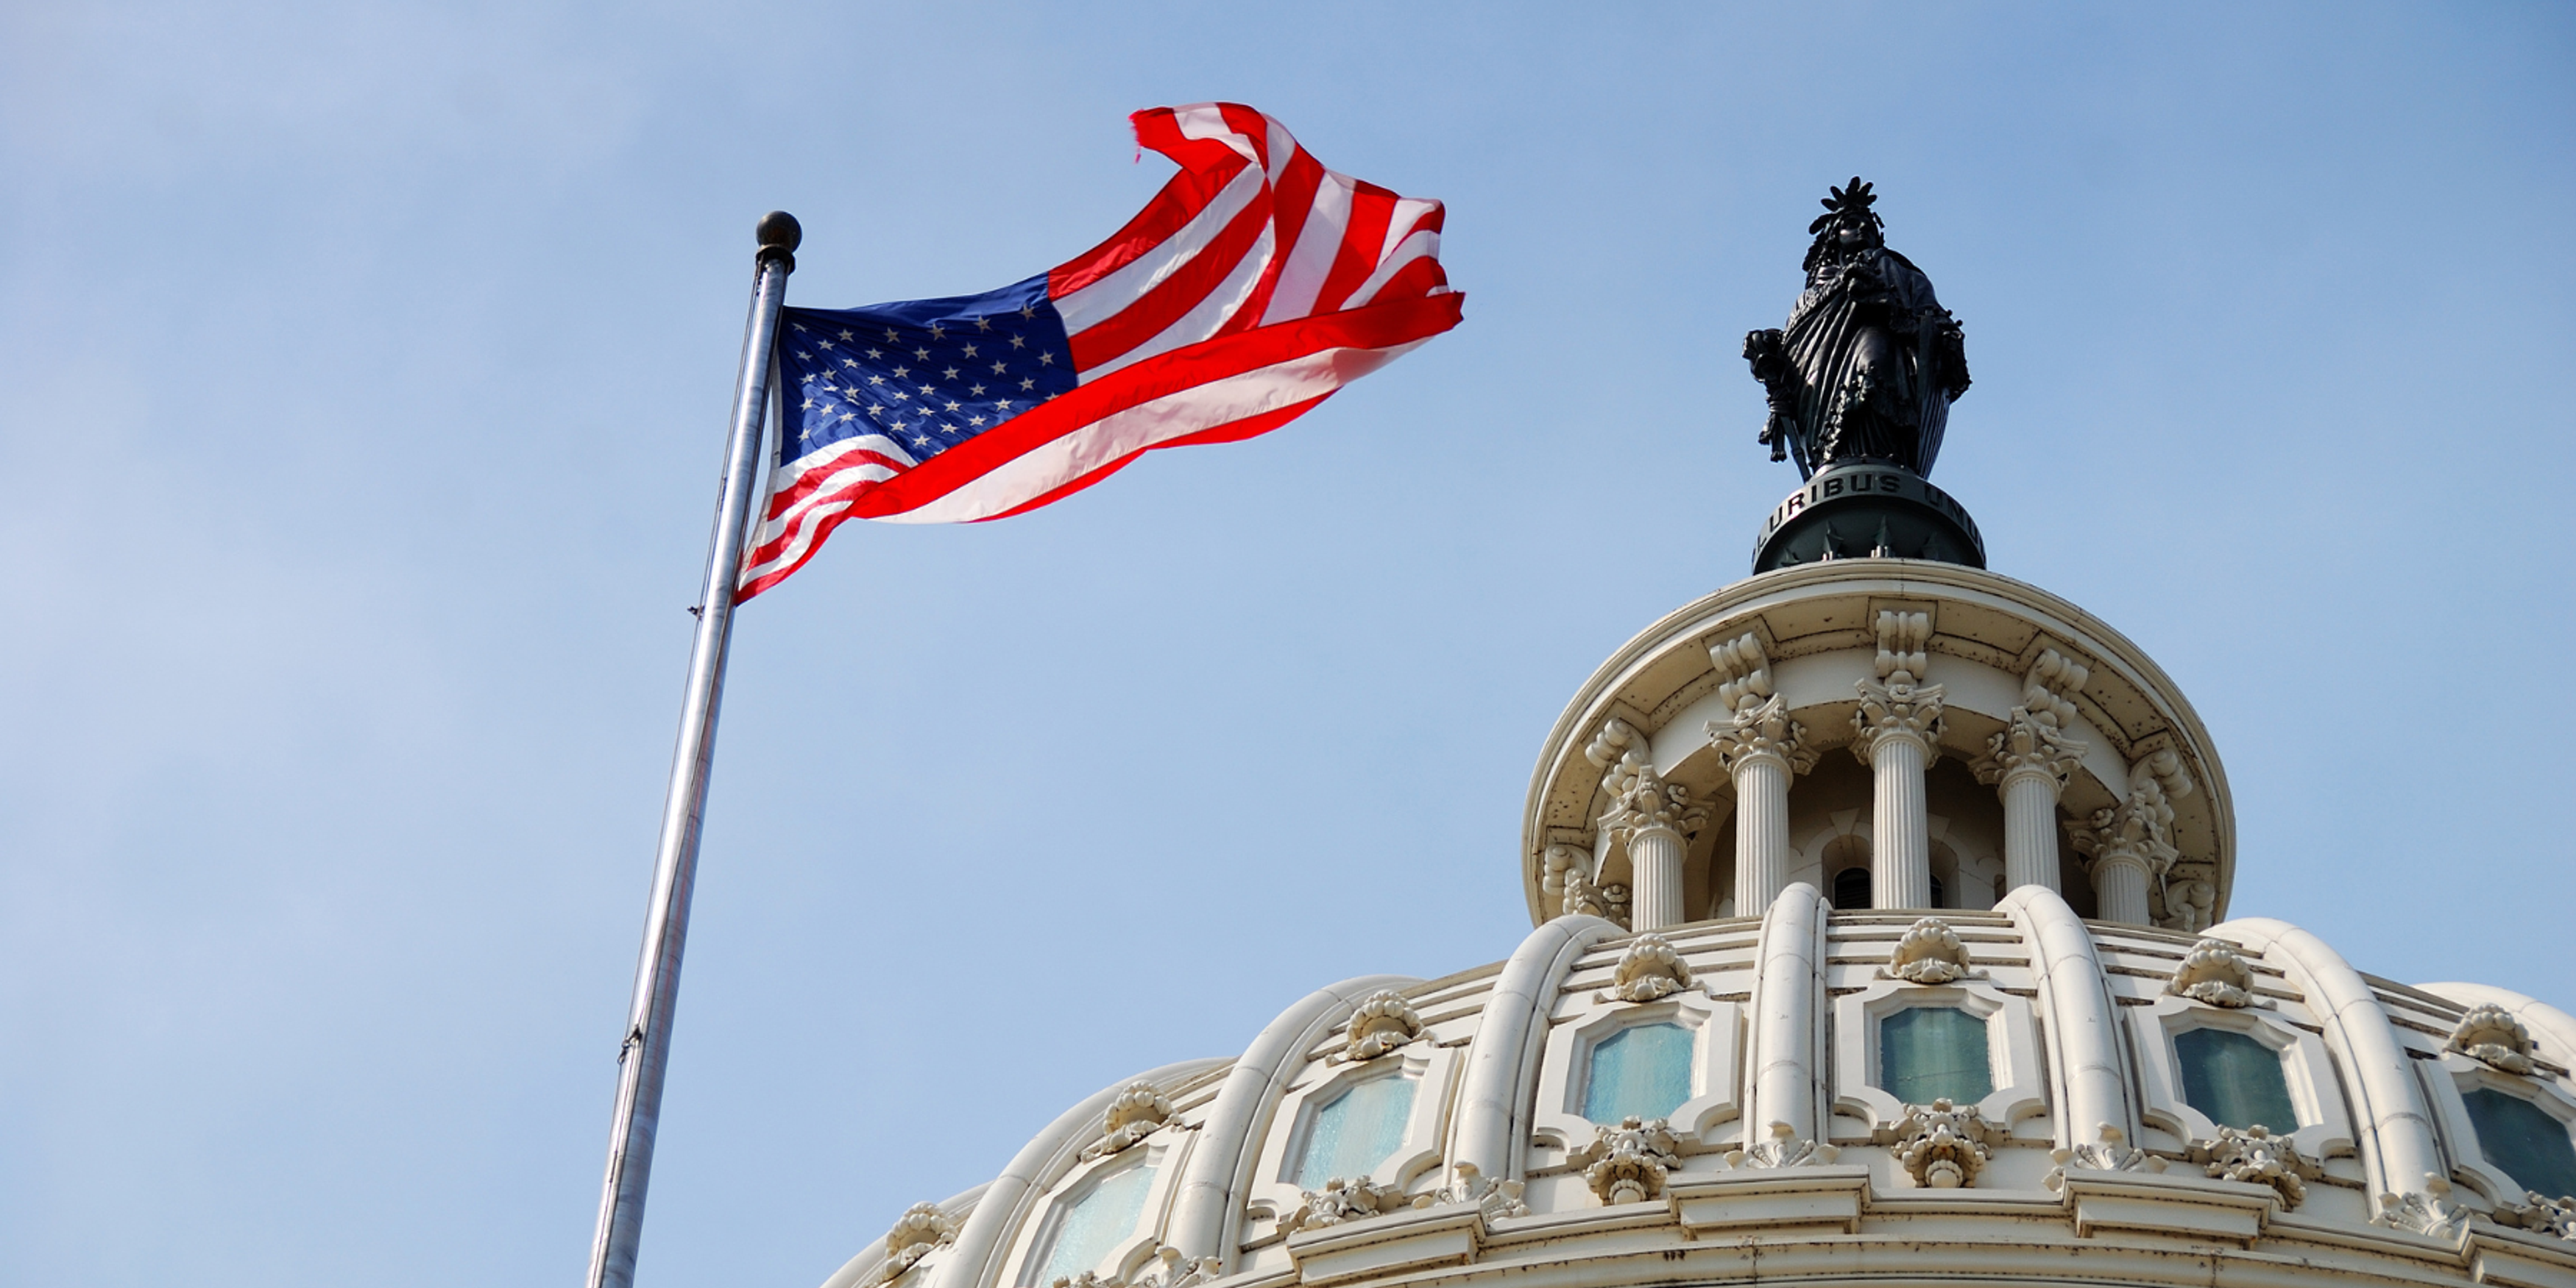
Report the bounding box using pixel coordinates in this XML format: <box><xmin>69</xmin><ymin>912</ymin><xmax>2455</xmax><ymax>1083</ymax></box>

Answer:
<box><xmin>2191</xmin><ymin>1125</ymin><xmax>2318</xmax><ymax>1209</ymax></box>
<box><xmin>1577</xmin><ymin>1116</ymin><xmax>1681</xmax><ymax>1205</ymax></box>
<box><xmin>1284</xmin><ymin>1176</ymin><xmax>1404</xmax><ymax>1233</ymax></box>
<box><xmin>1880</xmin><ymin>1099</ymin><xmax>1997</xmax><ymax>1189</ymax></box>
<box><xmin>1724</xmin><ymin>1119</ymin><xmax>1840</xmax><ymax>1170</ymax></box>
<box><xmin>2497</xmin><ymin>1192</ymin><xmax>2576</xmax><ymax>1242</ymax></box>
<box><xmin>2045</xmin><ymin>1122</ymin><xmax>2160</xmax><ymax>1191</ymax></box>
<box><xmin>2372</xmin><ymin>1173</ymin><xmax>2471</xmax><ymax>1241</ymax></box>
<box><xmin>1414</xmin><ymin>1161</ymin><xmax>1527</xmax><ymax>1220</ymax></box>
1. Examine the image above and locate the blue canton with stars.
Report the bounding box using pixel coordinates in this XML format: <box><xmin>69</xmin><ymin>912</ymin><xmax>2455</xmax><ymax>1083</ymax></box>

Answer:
<box><xmin>778</xmin><ymin>274</ymin><xmax>1078</xmax><ymax>467</ymax></box>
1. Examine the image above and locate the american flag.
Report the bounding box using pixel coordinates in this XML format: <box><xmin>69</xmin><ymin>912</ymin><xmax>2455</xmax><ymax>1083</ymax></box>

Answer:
<box><xmin>737</xmin><ymin>103</ymin><xmax>1464</xmax><ymax>599</ymax></box>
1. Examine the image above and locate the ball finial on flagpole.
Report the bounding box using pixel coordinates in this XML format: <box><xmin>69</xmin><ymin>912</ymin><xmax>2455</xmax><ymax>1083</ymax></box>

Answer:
<box><xmin>757</xmin><ymin>210</ymin><xmax>801</xmax><ymax>267</ymax></box>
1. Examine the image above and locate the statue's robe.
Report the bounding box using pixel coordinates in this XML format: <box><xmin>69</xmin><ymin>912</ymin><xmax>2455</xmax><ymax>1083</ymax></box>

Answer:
<box><xmin>1780</xmin><ymin>247</ymin><xmax>1955</xmax><ymax>478</ymax></box>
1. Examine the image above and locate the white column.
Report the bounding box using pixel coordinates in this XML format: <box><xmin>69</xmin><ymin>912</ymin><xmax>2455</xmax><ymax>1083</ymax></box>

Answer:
<box><xmin>2090</xmin><ymin>850</ymin><xmax>2153</xmax><ymax>925</ymax></box>
<box><xmin>1744</xmin><ymin>882</ymin><xmax>1830</xmax><ymax>1150</ymax></box>
<box><xmin>1730</xmin><ymin>753</ymin><xmax>1791</xmax><ymax>915</ymax></box>
<box><xmin>1852</xmin><ymin>612</ymin><xmax>1942</xmax><ymax>911</ymax></box>
<box><xmin>1998</xmin><ymin>766</ymin><xmax>2064</xmax><ymax>893</ymax></box>
<box><xmin>1975</xmin><ymin>650</ymin><xmax>2090</xmax><ymax>896</ymax></box>
<box><xmin>1707</xmin><ymin>689</ymin><xmax>1812</xmax><ymax>917</ymax></box>
<box><xmin>1588</xmin><ymin>721</ymin><xmax>1705</xmax><ymax>933</ymax></box>
<box><xmin>2076</xmin><ymin>754</ymin><xmax>2188</xmax><ymax>927</ymax></box>
<box><xmin>1628</xmin><ymin>822</ymin><xmax>1685</xmax><ymax>932</ymax></box>
<box><xmin>1866</xmin><ymin>732</ymin><xmax>1931</xmax><ymax>909</ymax></box>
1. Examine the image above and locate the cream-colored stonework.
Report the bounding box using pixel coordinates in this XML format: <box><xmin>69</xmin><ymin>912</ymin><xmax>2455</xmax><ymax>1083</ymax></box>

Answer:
<box><xmin>822</xmin><ymin>556</ymin><xmax>2575</xmax><ymax>1288</ymax></box>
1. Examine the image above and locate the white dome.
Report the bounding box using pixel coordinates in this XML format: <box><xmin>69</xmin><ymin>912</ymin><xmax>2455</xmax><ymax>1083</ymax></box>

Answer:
<box><xmin>825</xmin><ymin>559</ymin><xmax>2576</xmax><ymax>1288</ymax></box>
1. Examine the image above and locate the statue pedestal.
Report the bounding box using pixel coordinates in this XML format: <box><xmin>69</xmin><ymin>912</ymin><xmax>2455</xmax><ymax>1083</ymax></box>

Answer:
<box><xmin>1751</xmin><ymin>460</ymin><xmax>1985</xmax><ymax>573</ymax></box>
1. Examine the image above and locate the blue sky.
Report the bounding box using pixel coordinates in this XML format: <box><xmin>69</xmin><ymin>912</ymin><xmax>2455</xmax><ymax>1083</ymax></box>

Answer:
<box><xmin>2</xmin><ymin>4</ymin><xmax>2569</xmax><ymax>1286</ymax></box>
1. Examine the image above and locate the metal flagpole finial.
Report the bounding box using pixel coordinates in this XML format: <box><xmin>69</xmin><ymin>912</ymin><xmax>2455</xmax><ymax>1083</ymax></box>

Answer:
<box><xmin>757</xmin><ymin>210</ymin><xmax>801</xmax><ymax>269</ymax></box>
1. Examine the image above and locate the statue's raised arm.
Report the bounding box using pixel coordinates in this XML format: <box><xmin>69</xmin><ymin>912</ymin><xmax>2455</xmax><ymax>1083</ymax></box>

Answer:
<box><xmin>1744</xmin><ymin>178</ymin><xmax>1968</xmax><ymax>480</ymax></box>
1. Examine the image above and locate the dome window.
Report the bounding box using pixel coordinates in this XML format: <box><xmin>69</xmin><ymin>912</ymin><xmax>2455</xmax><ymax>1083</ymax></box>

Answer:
<box><xmin>2175</xmin><ymin>1027</ymin><xmax>2298</xmax><ymax>1133</ymax></box>
<box><xmin>1031</xmin><ymin>1161</ymin><xmax>1156</xmax><ymax>1285</ymax></box>
<box><xmin>1878</xmin><ymin>1005</ymin><xmax>1992</xmax><ymax>1105</ymax></box>
<box><xmin>1583</xmin><ymin>1022</ymin><xmax>1694</xmax><ymax>1125</ymax></box>
<box><xmin>2463</xmin><ymin>1088</ymin><xmax>2576</xmax><ymax>1203</ymax></box>
<box><xmin>1292</xmin><ymin>1072</ymin><xmax>1416</xmax><ymax>1187</ymax></box>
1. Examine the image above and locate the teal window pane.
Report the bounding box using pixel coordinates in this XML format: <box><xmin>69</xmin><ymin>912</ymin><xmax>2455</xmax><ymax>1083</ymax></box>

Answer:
<box><xmin>1583</xmin><ymin>1022</ymin><xmax>1695</xmax><ymax>1125</ymax></box>
<box><xmin>1878</xmin><ymin>1006</ymin><xmax>1993</xmax><ymax>1105</ymax></box>
<box><xmin>2466</xmin><ymin>1089</ymin><xmax>2576</xmax><ymax>1202</ymax></box>
<box><xmin>2174</xmin><ymin>1027</ymin><xmax>2299</xmax><ymax>1132</ymax></box>
<box><xmin>1292</xmin><ymin>1075</ymin><xmax>1415</xmax><ymax>1186</ymax></box>
<box><xmin>1038</xmin><ymin>1163</ymin><xmax>1156</xmax><ymax>1284</ymax></box>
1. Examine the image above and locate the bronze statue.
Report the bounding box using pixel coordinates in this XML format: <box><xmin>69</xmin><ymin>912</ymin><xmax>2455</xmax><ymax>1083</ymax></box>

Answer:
<box><xmin>1745</xmin><ymin>179</ymin><xmax>1970</xmax><ymax>479</ymax></box>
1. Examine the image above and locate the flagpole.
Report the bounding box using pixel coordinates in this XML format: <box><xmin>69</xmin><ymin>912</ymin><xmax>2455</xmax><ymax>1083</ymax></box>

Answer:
<box><xmin>584</xmin><ymin>210</ymin><xmax>799</xmax><ymax>1288</ymax></box>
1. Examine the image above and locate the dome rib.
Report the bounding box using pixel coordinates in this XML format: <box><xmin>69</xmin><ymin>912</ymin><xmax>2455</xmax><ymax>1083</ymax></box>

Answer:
<box><xmin>2000</xmin><ymin>885</ymin><xmax>2132</xmax><ymax>1148</ymax></box>
<box><xmin>2212</xmin><ymin>919</ymin><xmax>2442</xmax><ymax>1202</ymax></box>
<box><xmin>1744</xmin><ymin>883</ymin><xmax>1830</xmax><ymax>1147</ymax></box>
<box><xmin>934</xmin><ymin>1057</ymin><xmax>1230</xmax><ymax>1288</ymax></box>
<box><xmin>1166</xmin><ymin>974</ymin><xmax>1420</xmax><ymax>1267</ymax></box>
<box><xmin>1448</xmin><ymin>916</ymin><xmax>1618</xmax><ymax>1183</ymax></box>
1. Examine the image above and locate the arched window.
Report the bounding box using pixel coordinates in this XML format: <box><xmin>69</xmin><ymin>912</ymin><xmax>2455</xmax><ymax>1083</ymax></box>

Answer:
<box><xmin>1033</xmin><ymin>1162</ymin><xmax>1156</xmax><ymax>1284</ymax></box>
<box><xmin>2173</xmin><ymin>1027</ymin><xmax>2298</xmax><ymax>1132</ymax></box>
<box><xmin>1292</xmin><ymin>1073</ymin><xmax>1415</xmax><ymax>1186</ymax></box>
<box><xmin>2464</xmin><ymin>1088</ymin><xmax>2576</xmax><ymax>1202</ymax></box>
<box><xmin>1832</xmin><ymin>866</ymin><xmax>1872</xmax><ymax>910</ymax></box>
<box><xmin>1583</xmin><ymin>1022</ymin><xmax>1694</xmax><ymax>1124</ymax></box>
<box><xmin>1928</xmin><ymin>875</ymin><xmax>1946</xmax><ymax>910</ymax></box>
<box><xmin>1878</xmin><ymin>1005</ymin><xmax>1992</xmax><ymax>1105</ymax></box>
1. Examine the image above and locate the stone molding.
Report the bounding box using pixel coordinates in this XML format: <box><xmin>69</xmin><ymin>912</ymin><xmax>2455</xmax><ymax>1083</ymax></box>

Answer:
<box><xmin>1285</xmin><ymin>1177</ymin><xmax>1406</xmax><ymax>1234</ymax></box>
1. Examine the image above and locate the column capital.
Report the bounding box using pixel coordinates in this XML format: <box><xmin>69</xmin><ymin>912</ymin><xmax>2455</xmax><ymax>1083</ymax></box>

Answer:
<box><xmin>1543</xmin><ymin>843</ymin><xmax>1630</xmax><ymax>928</ymax></box>
<box><xmin>1705</xmin><ymin>693</ymin><xmax>1819</xmax><ymax>777</ymax></box>
<box><xmin>2072</xmin><ymin>756</ymin><xmax>2191</xmax><ymax>882</ymax></box>
<box><xmin>1973</xmin><ymin>708</ymin><xmax>2087</xmax><ymax>792</ymax></box>
<box><xmin>1596</xmin><ymin>752</ymin><xmax>1707</xmax><ymax>844</ymax></box>
<box><xmin>1974</xmin><ymin>648</ymin><xmax>2092</xmax><ymax>793</ymax></box>
<box><xmin>1850</xmin><ymin>609</ymin><xmax>1944</xmax><ymax>764</ymax></box>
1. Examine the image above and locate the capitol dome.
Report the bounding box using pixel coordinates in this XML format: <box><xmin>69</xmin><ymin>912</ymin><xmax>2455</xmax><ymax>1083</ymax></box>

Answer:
<box><xmin>818</xmin><ymin>193</ymin><xmax>2576</xmax><ymax>1288</ymax></box>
